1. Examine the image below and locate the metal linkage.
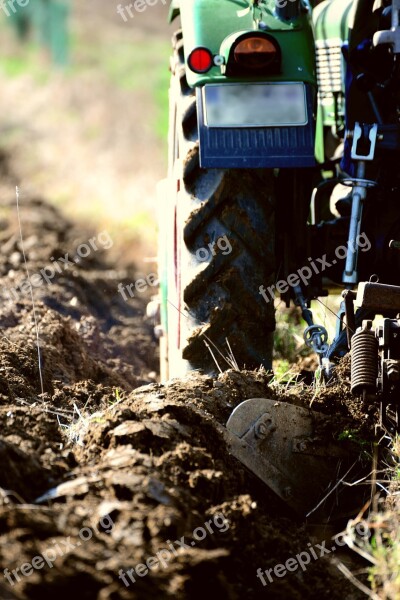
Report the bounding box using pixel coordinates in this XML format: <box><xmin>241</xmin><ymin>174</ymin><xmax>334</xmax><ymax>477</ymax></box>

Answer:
<box><xmin>293</xmin><ymin>285</ymin><xmax>329</xmax><ymax>360</ymax></box>
<box><xmin>373</xmin><ymin>0</ymin><xmax>400</xmax><ymax>54</ymax></box>
<box><xmin>345</xmin><ymin>282</ymin><xmax>400</xmax><ymax>433</ymax></box>
<box><xmin>333</xmin><ymin>123</ymin><xmax>379</xmax><ymax>346</ymax></box>
<box><xmin>342</xmin><ymin>124</ymin><xmax>379</xmax><ymax>287</ymax></box>
<box><xmin>377</xmin><ymin>318</ymin><xmax>400</xmax><ymax>433</ymax></box>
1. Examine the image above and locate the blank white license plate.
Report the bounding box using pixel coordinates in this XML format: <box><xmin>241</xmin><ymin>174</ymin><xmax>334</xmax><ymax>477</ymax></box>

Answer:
<box><xmin>203</xmin><ymin>83</ymin><xmax>308</xmax><ymax>128</ymax></box>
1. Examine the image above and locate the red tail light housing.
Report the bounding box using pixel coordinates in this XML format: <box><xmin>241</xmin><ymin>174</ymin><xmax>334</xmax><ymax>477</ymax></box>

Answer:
<box><xmin>227</xmin><ymin>33</ymin><xmax>281</xmax><ymax>76</ymax></box>
<box><xmin>188</xmin><ymin>47</ymin><xmax>214</xmax><ymax>73</ymax></box>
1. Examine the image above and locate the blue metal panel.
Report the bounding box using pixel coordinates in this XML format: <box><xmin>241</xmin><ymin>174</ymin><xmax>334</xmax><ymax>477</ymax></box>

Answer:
<box><xmin>197</xmin><ymin>85</ymin><xmax>316</xmax><ymax>169</ymax></box>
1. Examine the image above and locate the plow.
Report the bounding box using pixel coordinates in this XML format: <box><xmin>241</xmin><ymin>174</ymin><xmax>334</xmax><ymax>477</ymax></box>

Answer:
<box><xmin>155</xmin><ymin>0</ymin><xmax>400</xmax><ymax>519</ymax></box>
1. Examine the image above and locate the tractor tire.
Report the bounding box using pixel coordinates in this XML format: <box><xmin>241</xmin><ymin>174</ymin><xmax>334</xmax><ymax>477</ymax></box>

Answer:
<box><xmin>159</xmin><ymin>32</ymin><xmax>276</xmax><ymax>379</ymax></box>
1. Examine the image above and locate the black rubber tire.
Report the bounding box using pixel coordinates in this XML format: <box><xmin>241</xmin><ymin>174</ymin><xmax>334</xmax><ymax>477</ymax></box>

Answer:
<box><xmin>162</xmin><ymin>32</ymin><xmax>276</xmax><ymax>378</ymax></box>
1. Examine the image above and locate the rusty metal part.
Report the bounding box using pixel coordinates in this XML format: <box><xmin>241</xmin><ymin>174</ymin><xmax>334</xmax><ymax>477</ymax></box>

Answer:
<box><xmin>351</xmin><ymin>320</ymin><xmax>379</xmax><ymax>395</ymax></box>
<box><xmin>223</xmin><ymin>398</ymin><xmax>363</xmax><ymax>519</ymax></box>
<box><xmin>385</xmin><ymin>359</ymin><xmax>400</xmax><ymax>382</ymax></box>
<box><xmin>378</xmin><ymin>319</ymin><xmax>400</xmax><ymax>433</ymax></box>
<box><xmin>355</xmin><ymin>282</ymin><xmax>400</xmax><ymax>312</ymax></box>
<box><xmin>292</xmin><ymin>436</ymin><xmax>353</xmax><ymax>458</ymax></box>
<box><xmin>343</xmin><ymin>288</ymin><xmax>357</xmax><ymax>348</ymax></box>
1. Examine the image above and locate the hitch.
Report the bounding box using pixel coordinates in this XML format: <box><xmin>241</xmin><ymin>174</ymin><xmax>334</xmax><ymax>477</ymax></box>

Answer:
<box><xmin>292</xmin><ymin>284</ymin><xmax>331</xmax><ymax>374</ymax></box>
<box><xmin>373</xmin><ymin>0</ymin><xmax>400</xmax><ymax>54</ymax></box>
<box><xmin>293</xmin><ymin>285</ymin><xmax>329</xmax><ymax>357</ymax></box>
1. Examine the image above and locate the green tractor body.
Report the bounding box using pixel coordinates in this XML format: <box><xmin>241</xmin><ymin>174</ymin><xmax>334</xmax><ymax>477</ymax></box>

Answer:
<box><xmin>158</xmin><ymin>0</ymin><xmax>358</xmax><ymax>383</ymax></box>
<box><xmin>169</xmin><ymin>0</ymin><xmax>317</xmax><ymax>169</ymax></box>
<box><xmin>173</xmin><ymin>0</ymin><xmax>316</xmax><ymax>88</ymax></box>
<box><xmin>157</xmin><ymin>0</ymin><xmax>361</xmax><ymax>382</ymax></box>
<box><xmin>313</xmin><ymin>0</ymin><xmax>354</xmax><ymax>160</ymax></box>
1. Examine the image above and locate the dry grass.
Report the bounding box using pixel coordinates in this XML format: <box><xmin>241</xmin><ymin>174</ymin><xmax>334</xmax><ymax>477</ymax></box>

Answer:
<box><xmin>336</xmin><ymin>436</ymin><xmax>400</xmax><ymax>599</ymax></box>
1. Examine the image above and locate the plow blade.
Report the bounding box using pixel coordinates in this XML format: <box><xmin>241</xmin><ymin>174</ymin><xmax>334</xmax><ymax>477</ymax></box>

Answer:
<box><xmin>223</xmin><ymin>398</ymin><xmax>365</xmax><ymax>520</ymax></box>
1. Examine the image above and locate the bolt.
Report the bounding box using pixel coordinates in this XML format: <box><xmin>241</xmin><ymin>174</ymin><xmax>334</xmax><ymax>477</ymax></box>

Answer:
<box><xmin>255</xmin><ymin>420</ymin><xmax>272</xmax><ymax>439</ymax></box>
<box><xmin>284</xmin><ymin>487</ymin><xmax>292</xmax><ymax>499</ymax></box>
<box><xmin>254</xmin><ymin>413</ymin><xmax>275</xmax><ymax>439</ymax></box>
<box><xmin>362</xmin><ymin>320</ymin><xmax>373</xmax><ymax>331</ymax></box>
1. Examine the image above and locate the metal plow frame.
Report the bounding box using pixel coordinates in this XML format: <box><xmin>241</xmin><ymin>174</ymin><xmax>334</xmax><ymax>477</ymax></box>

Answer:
<box><xmin>223</xmin><ymin>398</ymin><xmax>366</xmax><ymax>520</ymax></box>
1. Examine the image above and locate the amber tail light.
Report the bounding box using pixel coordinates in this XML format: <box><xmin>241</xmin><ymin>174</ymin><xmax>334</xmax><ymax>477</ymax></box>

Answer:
<box><xmin>227</xmin><ymin>34</ymin><xmax>281</xmax><ymax>76</ymax></box>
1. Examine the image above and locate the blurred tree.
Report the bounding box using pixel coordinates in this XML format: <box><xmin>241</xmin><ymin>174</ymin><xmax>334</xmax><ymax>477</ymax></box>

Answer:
<box><xmin>9</xmin><ymin>0</ymin><xmax>70</xmax><ymax>66</ymax></box>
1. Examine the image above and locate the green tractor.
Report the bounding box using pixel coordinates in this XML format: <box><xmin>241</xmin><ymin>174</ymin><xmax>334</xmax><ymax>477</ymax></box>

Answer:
<box><xmin>157</xmin><ymin>0</ymin><xmax>355</xmax><ymax>380</ymax></box>
<box><xmin>155</xmin><ymin>0</ymin><xmax>400</xmax><ymax>515</ymax></box>
<box><xmin>158</xmin><ymin>0</ymin><xmax>319</xmax><ymax>381</ymax></box>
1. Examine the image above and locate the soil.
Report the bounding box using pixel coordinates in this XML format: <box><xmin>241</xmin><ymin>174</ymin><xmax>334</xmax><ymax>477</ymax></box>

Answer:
<box><xmin>0</xmin><ymin>152</ymin><xmax>373</xmax><ymax>599</ymax></box>
<box><xmin>0</xmin><ymin>3</ymin><xmax>380</xmax><ymax>598</ymax></box>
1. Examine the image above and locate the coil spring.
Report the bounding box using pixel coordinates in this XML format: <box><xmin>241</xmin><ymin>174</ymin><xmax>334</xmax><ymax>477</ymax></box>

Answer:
<box><xmin>351</xmin><ymin>329</ymin><xmax>378</xmax><ymax>395</ymax></box>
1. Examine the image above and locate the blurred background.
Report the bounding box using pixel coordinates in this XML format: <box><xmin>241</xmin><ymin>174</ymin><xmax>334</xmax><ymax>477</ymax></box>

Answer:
<box><xmin>0</xmin><ymin>1</ymin><xmax>340</xmax><ymax>376</ymax></box>
<box><xmin>0</xmin><ymin>0</ymin><xmax>172</xmax><ymax>262</ymax></box>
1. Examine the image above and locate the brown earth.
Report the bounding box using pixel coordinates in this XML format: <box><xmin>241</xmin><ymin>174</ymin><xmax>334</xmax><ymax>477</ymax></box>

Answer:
<box><xmin>0</xmin><ymin>4</ymin><xmax>381</xmax><ymax>597</ymax></box>
<box><xmin>0</xmin><ymin>157</ymin><xmax>375</xmax><ymax>599</ymax></box>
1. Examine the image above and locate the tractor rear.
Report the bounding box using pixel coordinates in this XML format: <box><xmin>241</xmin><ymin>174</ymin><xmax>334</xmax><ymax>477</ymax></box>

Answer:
<box><xmin>158</xmin><ymin>0</ymin><xmax>317</xmax><ymax>381</ymax></box>
<box><xmin>155</xmin><ymin>0</ymin><xmax>400</xmax><ymax>518</ymax></box>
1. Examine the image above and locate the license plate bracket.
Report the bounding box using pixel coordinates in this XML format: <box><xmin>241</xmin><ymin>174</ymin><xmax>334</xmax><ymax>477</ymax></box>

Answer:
<box><xmin>197</xmin><ymin>83</ymin><xmax>316</xmax><ymax>169</ymax></box>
